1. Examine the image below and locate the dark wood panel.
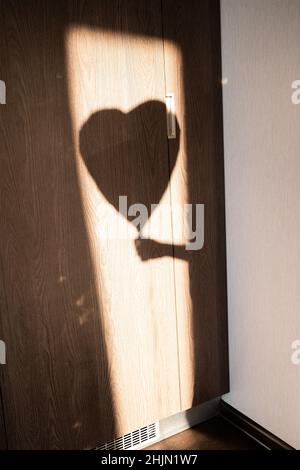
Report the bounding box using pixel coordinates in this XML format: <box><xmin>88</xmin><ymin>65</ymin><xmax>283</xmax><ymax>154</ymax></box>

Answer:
<box><xmin>0</xmin><ymin>0</ymin><xmax>228</xmax><ymax>449</ymax></box>
<box><xmin>0</xmin><ymin>0</ymin><xmax>180</xmax><ymax>449</ymax></box>
<box><xmin>0</xmin><ymin>0</ymin><xmax>115</xmax><ymax>449</ymax></box>
<box><xmin>162</xmin><ymin>0</ymin><xmax>229</xmax><ymax>407</ymax></box>
<box><xmin>0</xmin><ymin>373</ymin><xmax>7</xmax><ymax>449</ymax></box>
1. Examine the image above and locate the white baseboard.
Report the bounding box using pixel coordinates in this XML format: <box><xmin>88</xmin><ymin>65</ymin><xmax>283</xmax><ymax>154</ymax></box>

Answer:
<box><xmin>137</xmin><ymin>397</ymin><xmax>220</xmax><ymax>449</ymax></box>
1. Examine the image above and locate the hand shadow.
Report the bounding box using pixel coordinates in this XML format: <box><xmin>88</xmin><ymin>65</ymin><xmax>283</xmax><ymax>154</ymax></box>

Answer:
<box><xmin>80</xmin><ymin>100</ymin><xmax>187</xmax><ymax>261</ymax></box>
<box><xmin>135</xmin><ymin>238</ymin><xmax>189</xmax><ymax>262</ymax></box>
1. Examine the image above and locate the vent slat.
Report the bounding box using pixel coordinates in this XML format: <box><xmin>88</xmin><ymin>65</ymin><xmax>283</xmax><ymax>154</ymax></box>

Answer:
<box><xmin>95</xmin><ymin>423</ymin><xmax>159</xmax><ymax>450</ymax></box>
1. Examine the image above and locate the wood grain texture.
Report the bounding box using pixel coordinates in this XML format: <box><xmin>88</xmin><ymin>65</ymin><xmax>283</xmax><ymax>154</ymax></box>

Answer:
<box><xmin>162</xmin><ymin>0</ymin><xmax>229</xmax><ymax>408</ymax></box>
<box><xmin>0</xmin><ymin>0</ymin><xmax>116</xmax><ymax>449</ymax></box>
<box><xmin>0</xmin><ymin>0</ymin><xmax>181</xmax><ymax>449</ymax></box>
<box><xmin>0</xmin><ymin>0</ymin><xmax>229</xmax><ymax>449</ymax></box>
<box><xmin>65</xmin><ymin>0</ymin><xmax>181</xmax><ymax>437</ymax></box>
<box><xmin>0</xmin><ymin>371</ymin><xmax>7</xmax><ymax>449</ymax></box>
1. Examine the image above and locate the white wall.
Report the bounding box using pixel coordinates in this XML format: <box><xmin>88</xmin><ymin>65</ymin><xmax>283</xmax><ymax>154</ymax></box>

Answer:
<box><xmin>221</xmin><ymin>0</ymin><xmax>300</xmax><ymax>448</ymax></box>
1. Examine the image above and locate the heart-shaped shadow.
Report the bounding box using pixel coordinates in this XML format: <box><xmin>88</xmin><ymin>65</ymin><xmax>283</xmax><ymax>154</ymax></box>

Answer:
<box><xmin>79</xmin><ymin>100</ymin><xmax>179</xmax><ymax>234</ymax></box>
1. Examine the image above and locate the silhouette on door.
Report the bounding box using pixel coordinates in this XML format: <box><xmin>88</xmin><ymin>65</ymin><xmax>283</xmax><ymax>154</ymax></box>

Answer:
<box><xmin>80</xmin><ymin>100</ymin><xmax>185</xmax><ymax>259</ymax></box>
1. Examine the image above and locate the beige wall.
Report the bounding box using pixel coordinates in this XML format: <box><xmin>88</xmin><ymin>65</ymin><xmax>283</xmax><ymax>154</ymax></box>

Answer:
<box><xmin>221</xmin><ymin>0</ymin><xmax>300</xmax><ymax>448</ymax></box>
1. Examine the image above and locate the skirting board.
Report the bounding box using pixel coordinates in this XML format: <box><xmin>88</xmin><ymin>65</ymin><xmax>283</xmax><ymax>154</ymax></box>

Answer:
<box><xmin>137</xmin><ymin>397</ymin><xmax>220</xmax><ymax>450</ymax></box>
<box><xmin>219</xmin><ymin>400</ymin><xmax>294</xmax><ymax>450</ymax></box>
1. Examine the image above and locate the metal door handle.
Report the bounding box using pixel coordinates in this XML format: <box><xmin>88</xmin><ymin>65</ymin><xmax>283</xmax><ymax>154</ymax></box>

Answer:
<box><xmin>166</xmin><ymin>92</ymin><xmax>176</xmax><ymax>139</ymax></box>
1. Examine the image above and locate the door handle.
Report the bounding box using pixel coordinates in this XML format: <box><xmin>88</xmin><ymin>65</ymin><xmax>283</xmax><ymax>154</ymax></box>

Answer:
<box><xmin>166</xmin><ymin>92</ymin><xmax>176</xmax><ymax>139</ymax></box>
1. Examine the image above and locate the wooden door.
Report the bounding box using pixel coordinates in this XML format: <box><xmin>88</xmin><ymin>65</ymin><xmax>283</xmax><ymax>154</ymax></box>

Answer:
<box><xmin>162</xmin><ymin>0</ymin><xmax>229</xmax><ymax>408</ymax></box>
<box><xmin>0</xmin><ymin>0</ymin><xmax>180</xmax><ymax>449</ymax></box>
<box><xmin>0</xmin><ymin>0</ymin><xmax>229</xmax><ymax>450</ymax></box>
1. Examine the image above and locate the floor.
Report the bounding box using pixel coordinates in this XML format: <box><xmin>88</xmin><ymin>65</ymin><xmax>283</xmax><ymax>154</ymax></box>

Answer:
<box><xmin>146</xmin><ymin>417</ymin><xmax>263</xmax><ymax>450</ymax></box>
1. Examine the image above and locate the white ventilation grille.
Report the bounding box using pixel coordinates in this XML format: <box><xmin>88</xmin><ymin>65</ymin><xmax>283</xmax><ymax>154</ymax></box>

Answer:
<box><xmin>96</xmin><ymin>422</ymin><xmax>159</xmax><ymax>450</ymax></box>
